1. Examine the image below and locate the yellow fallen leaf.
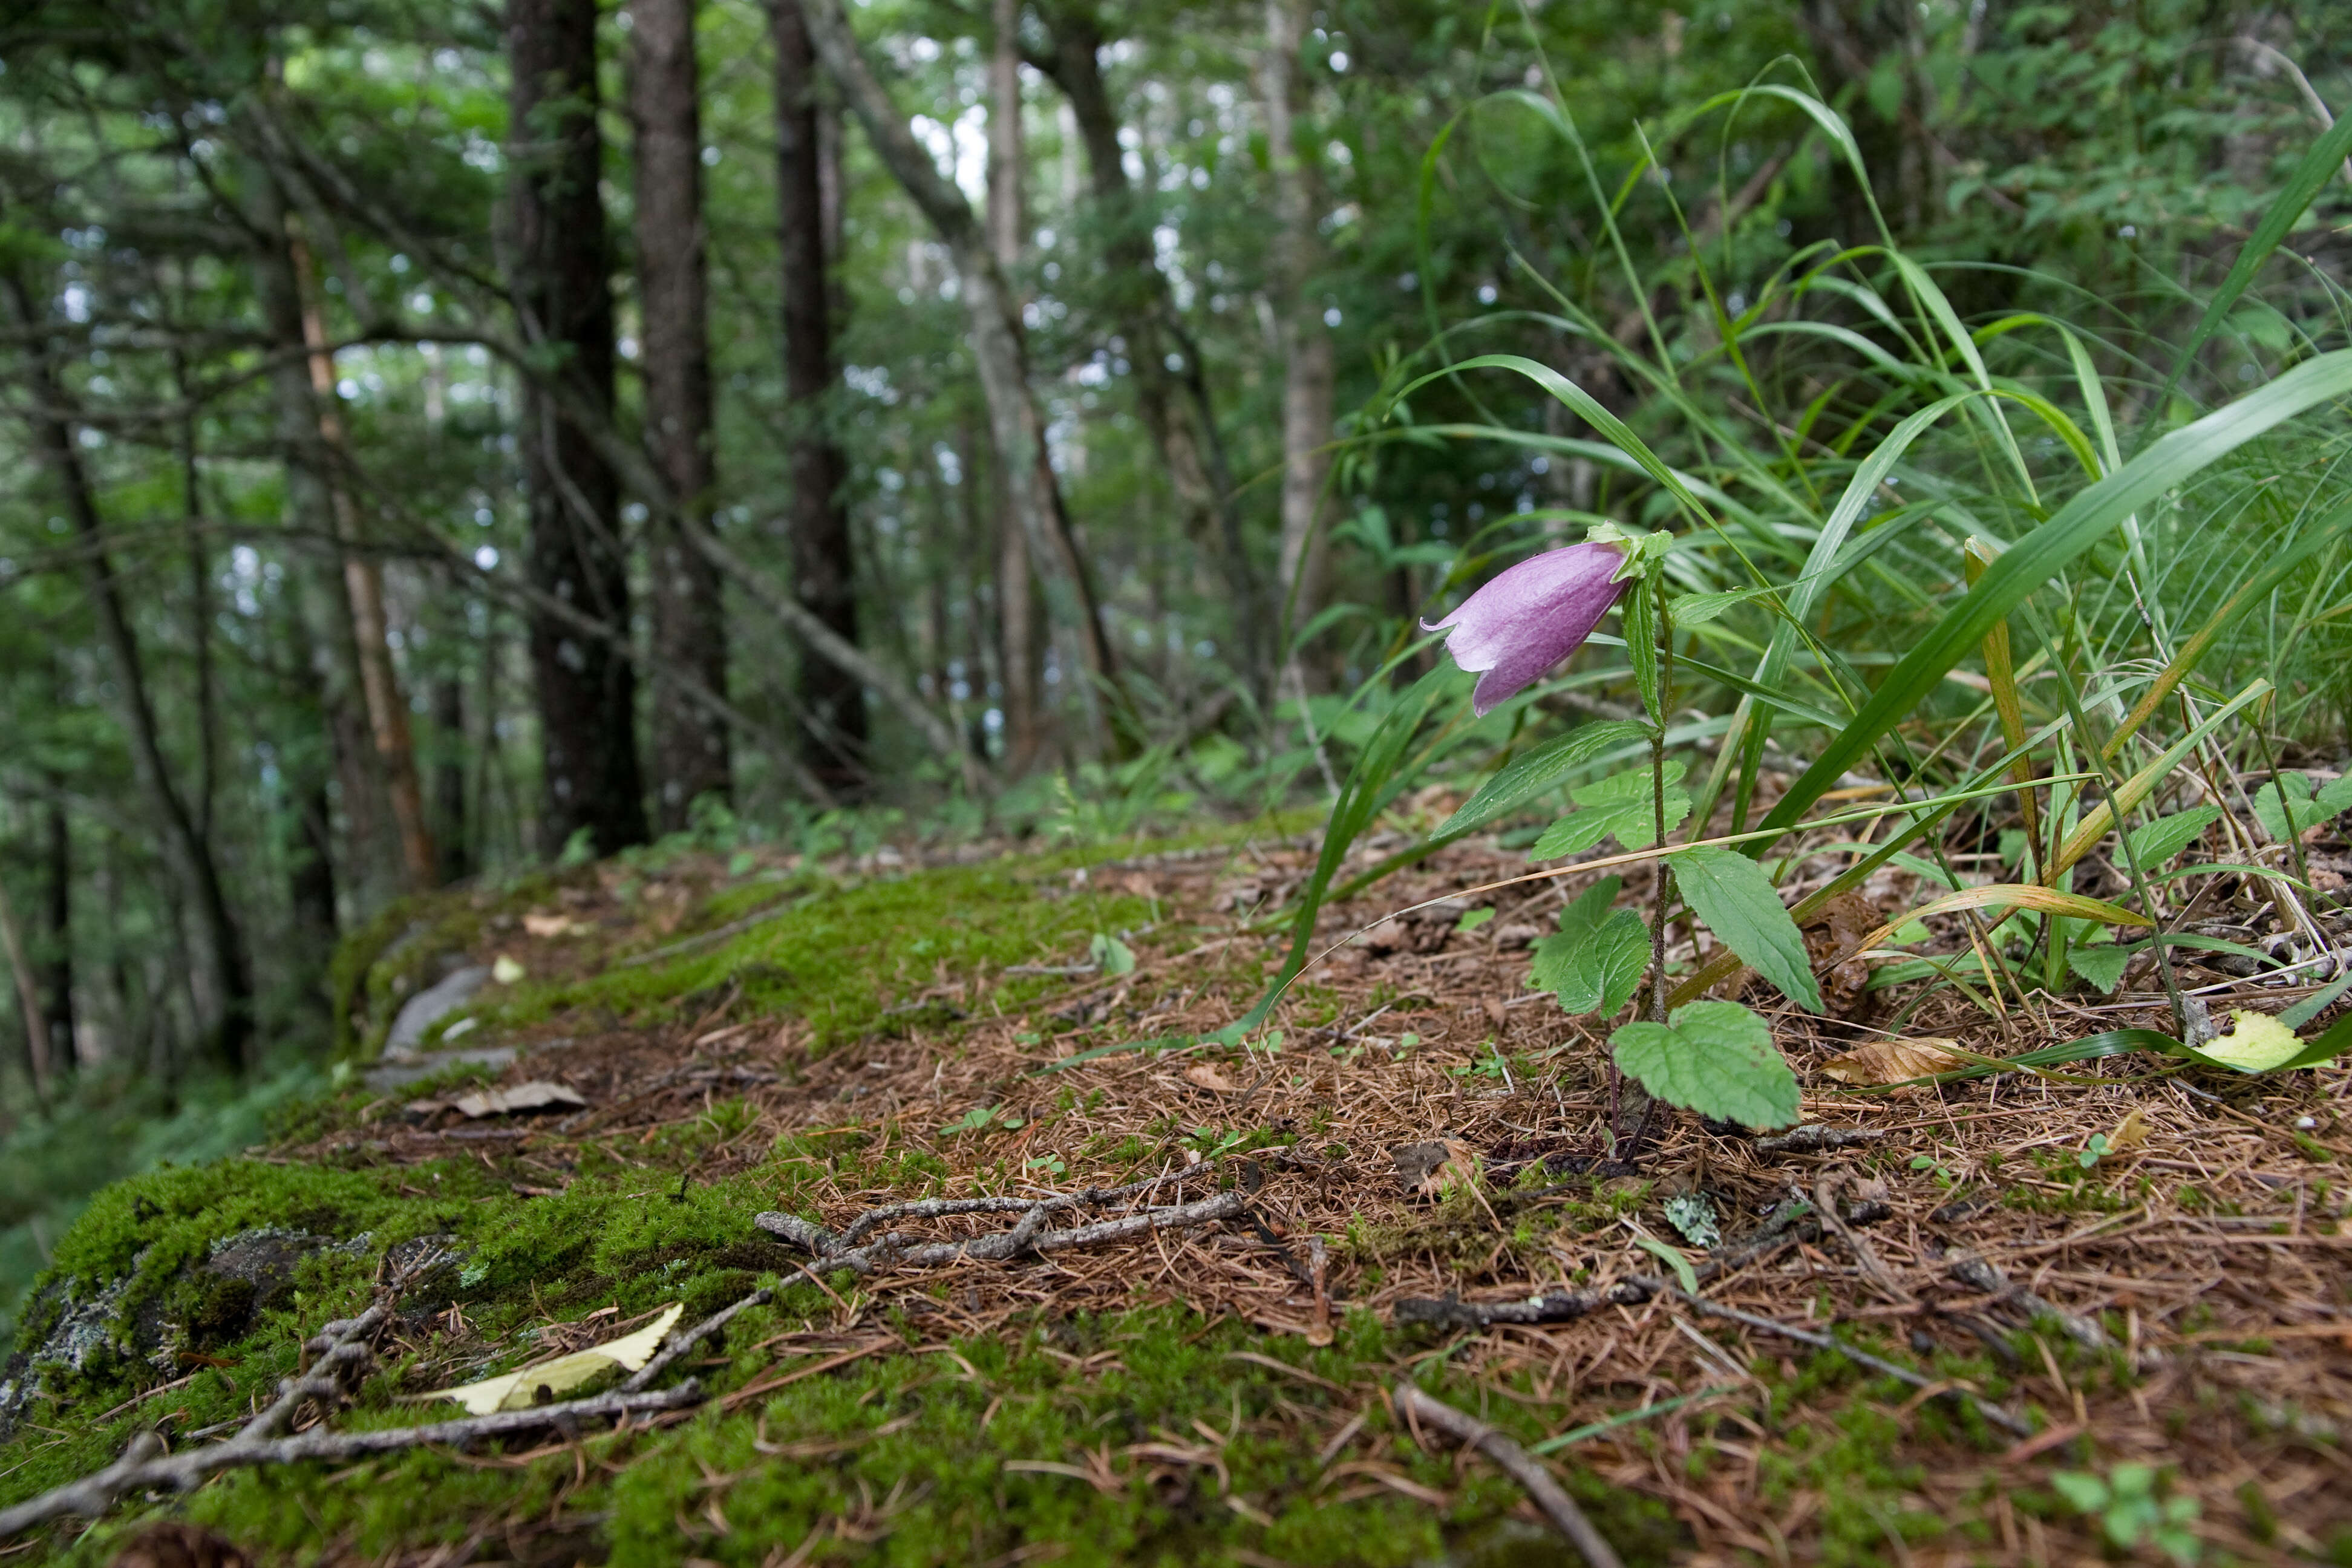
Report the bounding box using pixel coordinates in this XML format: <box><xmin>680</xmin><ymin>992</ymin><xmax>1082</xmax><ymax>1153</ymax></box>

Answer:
<box><xmin>2105</xmin><ymin>1108</ymin><xmax>2149</xmax><ymax>1154</ymax></box>
<box><xmin>419</xmin><ymin>1303</ymin><xmax>682</xmax><ymax>1414</ymax></box>
<box><xmin>522</xmin><ymin>912</ymin><xmax>578</xmax><ymax>938</ymax></box>
<box><xmin>491</xmin><ymin>955</ymin><xmax>527</xmax><ymax>985</ymax></box>
<box><xmin>1183</xmin><ymin>1063</ymin><xmax>1237</xmax><ymax>1094</ymax></box>
<box><xmin>1818</xmin><ymin>1038</ymin><xmax>1967</xmax><ymax>1086</ymax></box>
<box><xmin>2198</xmin><ymin>1010</ymin><xmax>2305</xmax><ymax>1074</ymax></box>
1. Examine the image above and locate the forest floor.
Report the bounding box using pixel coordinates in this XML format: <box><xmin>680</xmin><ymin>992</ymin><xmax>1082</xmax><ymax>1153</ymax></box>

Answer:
<box><xmin>1</xmin><ymin>805</ymin><xmax>2349</xmax><ymax>1567</ymax></box>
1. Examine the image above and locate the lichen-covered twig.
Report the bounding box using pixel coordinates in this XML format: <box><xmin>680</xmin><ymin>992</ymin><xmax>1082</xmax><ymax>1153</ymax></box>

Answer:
<box><xmin>1392</xmin><ymin>1281</ymin><xmax>1653</xmax><ymax>1330</ymax></box>
<box><xmin>620</xmin><ymin>1287</ymin><xmax>774</xmax><ymax>1393</ymax></box>
<box><xmin>1</xmin><ymin>1307</ymin><xmax>384</xmax><ymax>1538</ymax></box>
<box><xmin>0</xmin><ymin>1383</ymin><xmax>704</xmax><ymax>1538</ymax></box>
<box><xmin>0</xmin><ymin>1284</ymin><xmax>739</xmax><ymax>1542</ymax></box>
<box><xmin>1946</xmin><ymin>1250</ymin><xmax>2111</xmax><ymax>1350</ymax></box>
<box><xmin>1392</xmin><ymin>1382</ymin><xmax>1624</xmax><ymax>1568</ymax></box>
<box><xmin>1630</xmin><ymin>1275</ymin><xmax>2032</xmax><ymax>1437</ymax></box>
<box><xmin>1815</xmin><ymin>1172</ymin><xmax>1909</xmax><ymax>1304</ymax></box>
<box><xmin>753</xmin><ymin>1166</ymin><xmax>1243</xmax><ymax>1275</ymax></box>
<box><xmin>1753</xmin><ymin>1126</ymin><xmax>1885</xmax><ymax>1155</ymax></box>
<box><xmin>1391</xmin><ymin>1194</ymin><xmax>1894</xmax><ymax>1330</ymax></box>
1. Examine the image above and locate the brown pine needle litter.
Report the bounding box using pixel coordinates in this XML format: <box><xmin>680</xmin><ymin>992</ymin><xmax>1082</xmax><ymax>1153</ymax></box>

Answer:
<box><xmin>26</xmin><ymin>826</ymin><xmax>2352</xmax><ymax>1563</ymax></box>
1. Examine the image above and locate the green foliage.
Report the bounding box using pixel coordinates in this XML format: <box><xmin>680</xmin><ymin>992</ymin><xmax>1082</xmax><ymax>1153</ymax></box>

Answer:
<box><xmin>1529</xmin><ymin>763</ymin><xmax>1690</xmax><ymax>857</ymax></box>
<box><xmin>2252</xmin><ymin>772</ymin><xmax>2352</xmax><ymax>843</ymax></box>
<box><xmin>1529</xmin><ymin>877</ymin><xmax>1647</xmax><ymax>1019</ymax></box>
<box><xmin>1610</xmin><ymin>1002</ymin><xmax>1800</xmax><ymax>1131</ymax></box>
<box><xmin>2125</xmin><ymin>806</ymin><xmax>2222</xmax><ymax>869</ymax></box>
<box><xmin>1668</xmin><ymin>847</ymin><xmax>1824</xmax><ymax>1013</ymax></box>
<box><xmin>2051</xmin><ymin>1464</ymin><xmax>2202</xmax><ymax>1564</ymax></box>
<box><xmin>1434</xmin><ymin>721</ymin><xmax>1649</xmax><ymax>839</ymax></box>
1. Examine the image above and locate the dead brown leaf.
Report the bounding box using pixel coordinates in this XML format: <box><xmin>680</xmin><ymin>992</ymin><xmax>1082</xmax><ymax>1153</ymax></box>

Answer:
<box><xmin>1390</xmin><ymin>1138</ymin><xmax>1480</xmax><ymax>1199</ymax></box>
<box><xmin>522</xmin><ymin>912</ymin><xmax>580</xmax><ymax>938</ymax></box>
<box><xmin>1818</xmin><ymin>1038</ymin><xmax>1967</xmax><ymax>1086</ymax></box>
<box><xmin>1183</xmin><ymin>1062</ymin><xmax>1238</xmax><ymax>1094</ymax></box>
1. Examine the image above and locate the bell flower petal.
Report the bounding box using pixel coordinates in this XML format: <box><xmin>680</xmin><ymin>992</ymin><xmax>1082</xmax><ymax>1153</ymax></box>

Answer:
<box><xmin>1420</xmin><ymin>542</ymin><xmax>1630</xmax><ymax>716</ymax></box>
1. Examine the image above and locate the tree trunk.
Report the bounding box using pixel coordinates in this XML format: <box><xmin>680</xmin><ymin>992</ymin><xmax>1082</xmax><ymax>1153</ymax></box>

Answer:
<box><xmin>0</xmin><ymin>868</ymin><xmax>50</xmax><ymax>1096</ymax></box>
<box><xmin>40</xmin><ymin>789</ymin><xmax>72</xmax><ymax>1073</ymax></box>
<box><xmin>509</xmin><ymin>0</ymin><xmax>650</xmax><ymax>860</ymax></box>
<box><xmin>1032</xmin><ymin>2</ymin><xmax>1265</xmax><ymax>698</ymax></box>
<box><xmin>431</xmin><ymin>676</ymin><xmax>472</xmax><ymax>884</ymax></box>
<box><xmin>799</xmin><ymin>0</ymin><xmax>1129</xmax><ymax>747</ymax></box>
<box><xmin>290</xmin><ymin>237</ymin><xmax>440</xmax><ymax>890</ymax></box>
<box><xmin>243</xmin><ymin>169</ymin><xmax>397</xmax><ymax>912</ymax></box>
<box><xmin>771</xmin><ymin>0</ymin><xmax>870</xmax><ymax>793</ymax></box>
<box><xmin>1261</xmin><ymin>0</ymin><xmax>1333</xmax><ymax>673</ymax></box>
<box><xmin>2</xmin><ymin>272</ymin><xmax>253</xmax><ymax>1075</ymax></box>
<box><xmin>630</xmin><ymin>0</ymin><xmax>733</xmax><ymax>831</ymax></box>
<box><xmin>985</xmin><ymin>0</ymin><xmax>1045</xmax><ymax>774</ymax></box>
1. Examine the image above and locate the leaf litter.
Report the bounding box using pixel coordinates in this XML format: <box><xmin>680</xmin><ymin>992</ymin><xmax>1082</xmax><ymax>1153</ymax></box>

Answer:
<box><xmin>14</xmin><ymin>820</ymin><xmax>2352</xmax><ymax>1563</ymax></box>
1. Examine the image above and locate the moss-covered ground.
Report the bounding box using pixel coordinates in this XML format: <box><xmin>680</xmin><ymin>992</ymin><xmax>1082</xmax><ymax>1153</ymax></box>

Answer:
<box><xmin>3</xmin><ymin>825</ymin><xmax>2349</xmax><ymax>1565</ymax></box>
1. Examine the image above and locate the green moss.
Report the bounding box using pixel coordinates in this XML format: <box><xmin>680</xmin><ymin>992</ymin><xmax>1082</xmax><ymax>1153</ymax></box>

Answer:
<box><xmin>482</xmin><ymin>859</ymin><xmax>1154</xmax><ymax>1050</ymax></box>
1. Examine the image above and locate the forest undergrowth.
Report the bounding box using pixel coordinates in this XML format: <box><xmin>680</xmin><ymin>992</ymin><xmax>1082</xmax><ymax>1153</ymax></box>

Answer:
<box><xmin>0</xmin><ymin>789</ymin><xmax>2347</xmax><ymax>1566</ymax></box>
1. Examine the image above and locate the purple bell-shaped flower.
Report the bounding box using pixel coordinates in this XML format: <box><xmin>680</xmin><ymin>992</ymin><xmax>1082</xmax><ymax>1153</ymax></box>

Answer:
<box><xmin>1422</xmin><ymin>541</ymin><xmax>1633</xmax><ymax>716</ymax></box>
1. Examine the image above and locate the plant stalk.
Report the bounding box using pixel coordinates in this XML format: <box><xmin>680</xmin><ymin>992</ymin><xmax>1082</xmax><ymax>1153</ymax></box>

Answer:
<box><xmin>1649</xmin><ymin>577</ymin><xmax>1674</xmax><ymax>1024</ymax></box>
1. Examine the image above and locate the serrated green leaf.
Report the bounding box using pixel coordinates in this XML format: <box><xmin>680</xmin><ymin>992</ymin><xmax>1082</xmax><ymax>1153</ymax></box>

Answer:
<box><xmin>1610</xmin><ymin>1001</ymin><xmax>1801</xmax><ymax>1129</ymax></box>
<box><xmin>1529</xmin><ymin>765</ymin><xmax>1691</xmax><ymax>857</ymax></box>
<box><xmin>1553</xmin><ymin>876</ymin><xmax>1623</xmax><ymax>938</ymax></box>
<box><xmin>1574</xmin><ymin>762</ymin><xmax>1686</xmax><ymax>805</ymax></box>
<box><xmin>2254</xmin><ymin>774</ymin><xmax>2350</xmax><ymax>842</ymax></box>
<box><xmin>2125</xmin><ymin>806</ymin><xmax>2219</xmax><ymax>869</ymax></box>
<box><xmin>1531</xmin><ymin>908</ymin><xmax>1648</xmax><ymax>1018</ymax></box>
<box><xmin>1669</xmin><ymin>846</ymin><xmax>1824</xmax><ymax>1011</ymax></box>
<box><xmin>2067</xmin><ymin>943</ymin><xmax>2131</xmax><ymax>995</ymax></box>
<box><xmin>1530</xmin><ymin>789</ymin><xmax>1690</xmax><ymax>857</ymax></box>
<box><xmin>1436</xmin><ymin>720</ymin><xmax>1648</xmax><ymax>838</ymax></box>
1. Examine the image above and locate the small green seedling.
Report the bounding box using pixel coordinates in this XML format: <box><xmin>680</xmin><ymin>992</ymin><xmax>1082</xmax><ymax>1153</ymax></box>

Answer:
<box><xmin>2051</xmin><ymin>1464</ymin><xmax>2200</xmax><ymax>1563</ymax></box>
<box><xmin>943</xmin><ymin>1105</ymin><xmax>1025</xmax><ymax>1137</ymax></box>
<box><xmin>2078</xmin><ymin>1133</ymin><xmax>2112</xmax><ymax>1171</ymax></box>
<box><xmin>1909</xmin><ymin>1154</ymin><xmax>1956</xmax><ymax>1187</ymax></box>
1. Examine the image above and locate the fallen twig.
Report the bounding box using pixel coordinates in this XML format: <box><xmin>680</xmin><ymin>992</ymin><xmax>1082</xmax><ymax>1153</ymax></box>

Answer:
<box><xmin>621</xmin><ymin>1286</ymin><xmax>774</xmax><ymax>1393</ymax></box>
<box><xmin>1630</xmin><ymin>1275</ymin><xmax>2031</xmax><ymax>1437</ymax></box>
<box><xmin>1391</xmin><ymin>1382</ymin><xmax>1625</xmax><ymax>1568</ymax></box>
<box><xmin>1815</xmin><ymin>1171</ymin><xmax>1909</xmax><ymax>1304</ymax></box>
<box><xmin>1392</xmin><ymin>1281</ymin><xmax>1653</xmax><ymax>1330</ymax></box>
<box><xmin>0</xmin><ymin>1383</ymin><xmax>704</xmax><ymax>1537</ymax></box>
<box><xmin>753</xmin><ymin>1166</ymin><xmax>1244</xmax><ymax>1275</ymax></box>
<box><xmin>1946</xmin><ymin>1250</ymin><xmax>2111</xmax><ymax>1350</ymax></box>
<box><xmin>1753</xmin><ymin>1126</ymin><xmax>1886</xmax><ymax>1155</ymax></box>
<box><xmin>612</xmin><ymin>895</ymin><xmax>804</xmax><ymax>969</ymax></box>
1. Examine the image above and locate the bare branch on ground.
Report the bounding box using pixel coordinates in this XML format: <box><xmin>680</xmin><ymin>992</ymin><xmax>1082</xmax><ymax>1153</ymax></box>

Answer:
<box><xmin>1392</xmin><ymin>1380</ymin><xmax>1626</xmax><ymax>1568</ymax></box>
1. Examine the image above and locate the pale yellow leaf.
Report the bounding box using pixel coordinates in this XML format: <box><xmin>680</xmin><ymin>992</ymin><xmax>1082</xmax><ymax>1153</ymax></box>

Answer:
<box><xmin>2105</xmin><ymin>1108</ymin><xmax>2149</xmax><ymax>1154</ymax></box>
<box><xmin>522</xmin><ymin>912</ymin><xmax>578</xmax><ymax>938</ymax></box>
<box><xmin>1183</xmin><ymin>1063</ymin><xmax>1237</xmax><ymax>1094</ymax></box>
<box><xmin>419</xmin><ymin>1303</ymin><xmax>682</xmax><ymax>1414</ymax></box>
<box><xmin>1818</xmin><ymin>1038</ymin><xmax>1967</xmax><ymax>1086</ymax></box>
<box><xmin>491</xmin><ymin>955</ymin><xmax>527</xmax><ymax>985</ymax></box>
<box><xmin>451</xmin><ymin>1081</ymin><xmax>586</xmax><ymax>1119</ymax></box>
<box><xmin>2200</xmin><ymin>1011</ymin><xmax>2305</xmax><ymax>1074</ymax></box>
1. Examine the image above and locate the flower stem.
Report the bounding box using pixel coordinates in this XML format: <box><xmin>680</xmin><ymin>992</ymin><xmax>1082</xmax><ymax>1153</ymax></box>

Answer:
<box><xmin>1648</xmin><ymin>576</ymin><xmax>1674</xmax><ymax>1024</ymax></box>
